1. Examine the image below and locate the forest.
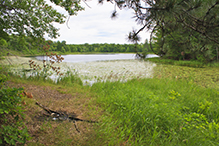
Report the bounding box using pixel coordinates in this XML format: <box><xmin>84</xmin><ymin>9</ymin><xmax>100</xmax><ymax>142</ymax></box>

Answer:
<box><xmin>0</xmin><ymin>35</ymin><xmax>150</xmax><ymax>54</ymax></box>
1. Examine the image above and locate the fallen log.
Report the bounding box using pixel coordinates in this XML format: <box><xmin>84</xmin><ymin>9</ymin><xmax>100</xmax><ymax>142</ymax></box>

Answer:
<box><xmin>35</xmin><ymin>102</ymin><xmax>98</xmax><ymax>133</ymax></box>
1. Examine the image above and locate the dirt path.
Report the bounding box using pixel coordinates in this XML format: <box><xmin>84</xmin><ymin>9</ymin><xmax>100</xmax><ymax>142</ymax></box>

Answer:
<box><xmin>7</xmin><ymin>81</ymin><xmax>100</xmax><ymax>146</ymax></box>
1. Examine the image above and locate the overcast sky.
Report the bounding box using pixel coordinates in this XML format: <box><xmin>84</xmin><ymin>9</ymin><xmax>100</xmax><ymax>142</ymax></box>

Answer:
<box><xmin>46</xmin><ymin>0</ymin><xmax>150</xmax><ymax>44</ymax></box>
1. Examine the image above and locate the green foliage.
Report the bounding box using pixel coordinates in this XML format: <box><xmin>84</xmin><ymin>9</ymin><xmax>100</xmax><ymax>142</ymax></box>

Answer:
<box><xmin>1</xmin><ymin>0</ymin><xmax>85</xmax><ymax>54</ymax></box>
<box><xmin>5</xmin><ymin>35</ymin><xmax>49</xmax><ymax>55</ymax></box>
<box><xmin>4</xmin><ymin>35</ymin><xmax>148</xmax><ymax>55</ymax></box>
<box><xmin>92</xmin><ymin>78</ymin><xmax>219</xmax><ymax>145</ymax></box>
<box><xmin>52</xmin><ymin>42</ymin><xmax>144</xmax><ymax>53</ymax></box>
<box><xmin>0</xmin><ymin>38</ymin><xmax>8</xmax><ymax>48</ymax></box>
<box><xmin>50</xmin><ymin>0</ymin><xmax>84</xmax><ymax>15</ymax></box>
<box><xmin>0</xmin><ymin>0</ymin><xmax>69</xmax><ymax>40</ymax></box>
<box><xmin>61</xmin><ymin>46</ymin><xmax>66</xmax><ymax>53</ymax></box>
<box><xmin>0</xmin><ymin>67</ymin><xmax>8</xmax><ymax>87</ymax></box>
<box><xmin>111</xmin><ymin>0</ymin><xmax>219</xmax><ymax>61</ymax></box>
<box><xmin>0</xmin><ymin>69</ymin><xmax>30</xmax><ymax>145</ymax></box>
<box><xmin>152</xmin><ymin>28</ymin><xmax>217</xmax><ymax>62</ymax></box>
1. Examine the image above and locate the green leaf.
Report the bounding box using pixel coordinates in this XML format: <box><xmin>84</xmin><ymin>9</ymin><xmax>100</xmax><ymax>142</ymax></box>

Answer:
<box><xmin>14</xmin><ymin>115</ymin><xmax>19</xmax><ymax>121</ymax></box>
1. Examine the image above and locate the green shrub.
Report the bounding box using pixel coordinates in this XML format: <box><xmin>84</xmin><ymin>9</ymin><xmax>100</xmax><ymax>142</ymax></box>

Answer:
<box><xmin>0</xmin><ymin>67</ymin><xmax>30</xmax><ymax>145</ymax></box>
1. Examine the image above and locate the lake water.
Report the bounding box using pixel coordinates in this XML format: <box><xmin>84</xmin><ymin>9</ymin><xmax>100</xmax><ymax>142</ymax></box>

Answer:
<box><xmin>35</xmin><ymin>53</ymin><xmax>159</xmax><ymax>63</ymax></box>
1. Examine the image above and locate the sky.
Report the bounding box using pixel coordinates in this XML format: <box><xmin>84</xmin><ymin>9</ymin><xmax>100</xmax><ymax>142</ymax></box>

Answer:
<box><xmin>46</xmin><ymin>0</ymin><xmax>151</xmax><ymax>44</ymax></box>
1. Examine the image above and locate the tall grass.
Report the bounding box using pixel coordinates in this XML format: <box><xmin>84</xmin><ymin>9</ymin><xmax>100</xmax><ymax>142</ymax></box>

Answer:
<box><xmin>56</xmin><ymin>70</ymin><xmax>83</xmax><ymax>86</ymax></box>
<box><xmin>91</xmin><ymin>78</ymin><xmax>219</xmax><ymax>145</ymax></box>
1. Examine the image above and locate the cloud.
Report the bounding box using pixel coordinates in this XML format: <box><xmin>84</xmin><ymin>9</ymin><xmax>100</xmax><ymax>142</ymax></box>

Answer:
<box><xmin>46</xmin><ymin>0</ymin><xmax>150</xmax><ymax>44</ymax></box>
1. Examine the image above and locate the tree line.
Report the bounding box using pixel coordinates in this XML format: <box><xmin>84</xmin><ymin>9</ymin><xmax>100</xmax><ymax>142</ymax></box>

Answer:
<box><xmin>50</xmin><ymin>40</ymin><xmax>150</xmax><ymax>53</ymax></box>
<box><xmin>0</xmin><ymin>35</ymin><xmax>150</xmax><ymax>54</ymax></box>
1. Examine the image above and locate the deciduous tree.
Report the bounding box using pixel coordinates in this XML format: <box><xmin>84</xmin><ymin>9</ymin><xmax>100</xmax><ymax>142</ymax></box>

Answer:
<box><xmin>0</xmin><ymin>0</ymin><xmax>83</xmax><ymax>40</ymax></box>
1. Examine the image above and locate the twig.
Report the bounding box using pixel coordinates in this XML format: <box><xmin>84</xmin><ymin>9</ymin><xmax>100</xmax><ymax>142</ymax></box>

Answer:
<box><xmin>66</xmin><ymin>15</ymin><xmax>70</xmax><ymax>29</ymax></box>
<box><xmin>82</xmin><ymin>0</ymin><xmax>91</xmax><ymax>8</ymax></box>
<box><xmin>68</xmin><ymin>116</ymin><xmax>98</xmax><ymax>123</ymax></box>
<box><xmin>73</xmin><ymin>120</ymin><xmax>80</xmax><ymax>133</ymax></box>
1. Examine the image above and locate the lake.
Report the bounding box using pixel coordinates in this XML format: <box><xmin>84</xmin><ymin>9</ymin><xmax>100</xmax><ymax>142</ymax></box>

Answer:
<box><xmin>1</xmin><ymin>54</ymin><xmax>158</xmax><ymax>86</ymax></box>
<box><xmin>35</xmin><ymin>53</ymin><xmax>159</xmax><ymax>63</ymax></box>
<box><xmin>36</xmin><ymin>54</ymin><xmax>158</xmax><ymax>85</ymax></box>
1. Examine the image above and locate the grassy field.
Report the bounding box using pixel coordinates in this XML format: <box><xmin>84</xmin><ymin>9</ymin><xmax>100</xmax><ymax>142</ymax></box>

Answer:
<box><xmin>2</xmin><ymin>58</ymin><xmax>219</xmax><ymax>145</ymax></box>
<box><xmin>92</xmin><ymin>78</ymin><xmax>219</xmax><ymax>145</ymax></box>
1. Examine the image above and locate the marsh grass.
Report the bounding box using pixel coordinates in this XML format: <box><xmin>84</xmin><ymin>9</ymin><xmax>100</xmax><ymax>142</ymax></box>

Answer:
<box><xmin>91</xmin><ymin>78</ymin><xmax>219</xmax><ymax>145</ymax></box>
<box><xmin>147</xmin><ymin>57</ymin><xmax>219</xmax><ymax>68</ymax></box>
<box><xmin>153</xmin><ymin>64</ymin><xmax>219</xmax><ymax>90</ymax></box>
<box><xmin>147</xmin><ymin>58</ymin><xmax>206</xmax><ymax>67</ymax></box>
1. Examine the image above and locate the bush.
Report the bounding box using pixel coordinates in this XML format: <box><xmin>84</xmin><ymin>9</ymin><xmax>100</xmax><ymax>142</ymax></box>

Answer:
<box><xmin>0</xmin><ymin>67</ymin><xmax>30</xmax><ymax>145</ymax></box>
